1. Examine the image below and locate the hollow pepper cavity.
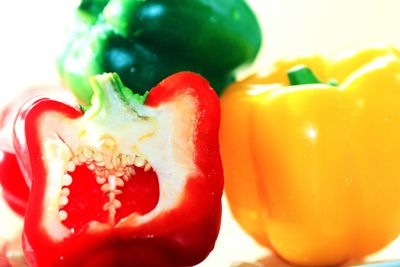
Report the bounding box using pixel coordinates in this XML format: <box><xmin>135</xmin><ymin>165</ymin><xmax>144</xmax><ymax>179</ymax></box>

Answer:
<box><xmin>58</xmin><ymin>0</ymin><xmax>262</xmax><ymax>104</ymax></box>
<box><xmin>14</xmin><ymin>72</ymin><xmax>223</xmax><ymax>266</ymax></box>
<box><xmin>220</xmin><ymin>44</ymin><xmax>400</xmax><ymax>266</ymax></box>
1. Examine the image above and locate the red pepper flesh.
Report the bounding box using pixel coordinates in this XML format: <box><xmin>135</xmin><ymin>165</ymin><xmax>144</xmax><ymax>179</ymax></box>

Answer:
<box><xmin>0</xmin><ymin>86</ymin><xmax>75</xmax><ymax>216</ymax></box>
<box><xmin>13</xmin><ymin>72</ymin><xmax>223</xmax><ymax>267</ymax></box>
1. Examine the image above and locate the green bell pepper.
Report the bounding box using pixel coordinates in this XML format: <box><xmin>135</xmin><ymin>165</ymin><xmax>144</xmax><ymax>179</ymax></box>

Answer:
<box><xmin>58</xmin><ymin>0</ymin><xmax>262</xmax><ymax>104</ymax></box>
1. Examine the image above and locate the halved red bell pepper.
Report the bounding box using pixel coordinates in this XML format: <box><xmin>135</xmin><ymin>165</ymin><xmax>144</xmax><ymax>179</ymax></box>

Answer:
<box><xmin>13</xmin><ymin>72</ymin><xmax>223</xmax><ymax>266</ymax></box>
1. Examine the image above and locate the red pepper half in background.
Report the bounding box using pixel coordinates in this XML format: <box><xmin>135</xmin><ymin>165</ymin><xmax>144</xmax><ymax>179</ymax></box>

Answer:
<box><xmin>0</xmin><ymin>86</ymin><xmax>75</xmax><ymax>216</ymax></box>
<box><xmin>0</xmin><ymin>151</ymin><xmax>27</xmax><ymax>216</ymax></box>
<box><xmin>13</xmin><ymin>72</ymin><xmax>223</xmax><ymax>267</ymax></box>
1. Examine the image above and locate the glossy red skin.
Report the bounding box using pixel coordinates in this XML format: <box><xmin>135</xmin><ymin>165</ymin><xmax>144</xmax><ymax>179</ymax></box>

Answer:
<box><xmin>0</xmin><ymin>150</ymin><xmax>28</xmax><ymax>215</ymax></box>
<box><xmin>13</xmin><ymin>72</ymin><xmax>224</xmax><ymax>267</ymax></box>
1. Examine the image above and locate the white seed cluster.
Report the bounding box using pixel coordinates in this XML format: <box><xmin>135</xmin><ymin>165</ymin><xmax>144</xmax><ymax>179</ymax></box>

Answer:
<box><xmin>58</xmin><ymin>137</ymin><xmax>152</xmax><ymax>225</ymax></box>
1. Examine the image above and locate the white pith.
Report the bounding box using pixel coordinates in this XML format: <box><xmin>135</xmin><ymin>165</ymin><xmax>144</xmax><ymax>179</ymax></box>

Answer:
<box><xmin>39</xmin><ymin>91</ymin><xmax>198</xmax><ymax>240</ymax></box>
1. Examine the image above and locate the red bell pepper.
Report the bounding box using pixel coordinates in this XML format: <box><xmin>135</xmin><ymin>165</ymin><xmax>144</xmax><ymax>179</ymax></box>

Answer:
<box><xmin>13</xmin><ymin>72</ymin><xmax>223</xmax><ymax>266</ymax></box>
<box><xmin>0</xmin><ymin>86</ymin><xmax>75</xmax><ymax>216</ymax></box>
<box><xmin>0</xmin><ymin>150</ymin><xmax>27</xmax><ymax>216</ymax></box>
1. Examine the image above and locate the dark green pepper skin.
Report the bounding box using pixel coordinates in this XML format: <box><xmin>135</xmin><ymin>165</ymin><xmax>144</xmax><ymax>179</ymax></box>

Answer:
<box><xmin>58</xmin><ymin>0</ymin><xmax>262</xmax><ymax>104</ymax></box>
<box><xmin>77</xmin><ymin>0</ymin><xmax>108</xmax><ymax>23</ymax></box>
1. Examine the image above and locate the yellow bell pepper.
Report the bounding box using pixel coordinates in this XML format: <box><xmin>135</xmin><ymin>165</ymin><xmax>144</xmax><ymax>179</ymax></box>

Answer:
<box><xmin>220</xmin><ymin>44</ymin><xmax>400</xmax><ymax>266</ymax></box>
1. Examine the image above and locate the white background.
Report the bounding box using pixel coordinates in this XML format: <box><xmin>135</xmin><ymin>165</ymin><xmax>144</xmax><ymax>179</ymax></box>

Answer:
<box><xmin>1</xmin><ymin>1</ymin><xmax>400</xmax><ymax>266</ymax></box>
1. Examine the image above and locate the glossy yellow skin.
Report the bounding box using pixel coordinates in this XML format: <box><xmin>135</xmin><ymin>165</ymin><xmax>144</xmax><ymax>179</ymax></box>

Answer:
<box><xmin>220</xmin><ymin>45</ymin><xmax>400</xmax><ymax>266</ymax></box>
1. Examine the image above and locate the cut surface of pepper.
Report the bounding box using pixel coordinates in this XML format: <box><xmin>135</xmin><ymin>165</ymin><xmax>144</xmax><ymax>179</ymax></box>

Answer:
<box><xmin>14</xmin><ymin>72</ymin><xmax>223</xmax><ymax>267</ymax></box>
<box><xmin>0</xmin><ymin>86</ymin><xmax>76</xmax><ymax>216</ymax></box>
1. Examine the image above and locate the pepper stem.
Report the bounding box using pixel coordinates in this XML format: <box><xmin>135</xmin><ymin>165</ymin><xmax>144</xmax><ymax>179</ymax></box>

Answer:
<box><xmin>83</xmin><ymin>73</ymin><xmax>148</xmax><ymax>118</ymax></box>
<box><xmin>287</xmin><ymin>65</ymin><xmax>321</xmax><ymax>85</ymax></box>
